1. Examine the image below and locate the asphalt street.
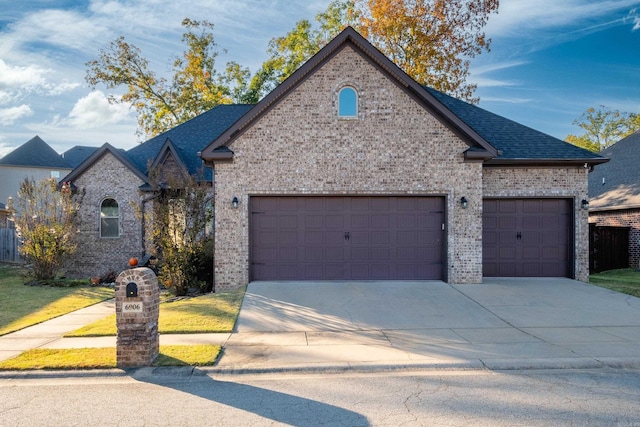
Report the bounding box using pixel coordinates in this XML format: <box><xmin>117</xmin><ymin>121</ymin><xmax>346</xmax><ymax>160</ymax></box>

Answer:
<box><xmin>1</xmin><ymin>368</ymin><xmax>639</xmax><ymax>426</ymax></box>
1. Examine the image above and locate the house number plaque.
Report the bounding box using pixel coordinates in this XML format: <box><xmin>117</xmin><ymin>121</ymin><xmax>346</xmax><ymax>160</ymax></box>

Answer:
<box><xmin>123</xmin><ymin>302</ymin><xmax>143</xmax><ymax>313</ymax></box>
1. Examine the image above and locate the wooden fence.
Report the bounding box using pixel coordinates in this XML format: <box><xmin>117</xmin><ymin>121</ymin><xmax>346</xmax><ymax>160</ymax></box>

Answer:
<box><xmin>0</xmin><ymin>227</ymin><xmax>22</xmax><ymax>263</ymax></box>
<box><xmin>589</xmin><ymin>224</ymin><xmax>630</xmax><ymax>273</ymax></box>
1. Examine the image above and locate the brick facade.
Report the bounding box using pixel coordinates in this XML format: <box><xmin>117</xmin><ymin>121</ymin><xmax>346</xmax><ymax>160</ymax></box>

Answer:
<box><xmin>213</xmin><ymin>46</ymin><xmax>484</xmax><ymax>290</ymax></box>
<box><xmin>483</xmin><ymin>167</ymin><xmax>590</xmax><ymax>281</ymax></box>
<box><xmin>589</xmin><ymin>209</ymin><xmax>640</xmax><ymax>269</ymax></box>
<box><xmin>63</xmin><ymin>153</ymin><xmax>146</xmax><ymax>279</ymax></box>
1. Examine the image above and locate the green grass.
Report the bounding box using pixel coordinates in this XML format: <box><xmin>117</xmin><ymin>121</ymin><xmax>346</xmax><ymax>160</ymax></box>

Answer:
<box><xmin>590</xmin><ymin>268</ymin><xmax>640</xmax><ymax>298</ymax></box>
<box><xmin>0</xmin><ymin>345</ymin><xmax>220</xmax><ymax>370</ymax></box>
<box><xmin>66</xmin><ymin>289</ymin><xmax>245</xmax><ymax>337</ymax></box>
<box><xmin>0</xmin><ymin>266</ymin><xmax>114</xmax><ymax>336</ymax></box>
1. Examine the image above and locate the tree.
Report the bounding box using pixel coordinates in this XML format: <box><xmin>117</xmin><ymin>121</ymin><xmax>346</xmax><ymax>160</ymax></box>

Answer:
<box><xmin>246</xmin><ymin>1</ymin><xmax>358</xmax><ymax>101</ymax></box>
<box><xmin>86</xmin><ymin>19</ymin><xmax>250</xmax><ymax>138</ymax></box>
<box><xmin>358</xmin><ymin>0</ymin><xmax>498</xmax><ymax>103</ymax></box>
<box><xmin>565</xmin><ymin>106</ymin><xmax>640</xmax><ymax>152</ymax></box>
<box><xmin>250</xmin><ymin>0</ymin><xmax>498</xmax><ymax>103</ymax></box>
<box><xmin>145</xmin><ymin>167</ymin><xmax>214</xmax><ymax>296</ymax></box>
<box><xmin>12</xmin><ymin>178</ymin><xmax>83</xmax><ymax>280</ymax></box>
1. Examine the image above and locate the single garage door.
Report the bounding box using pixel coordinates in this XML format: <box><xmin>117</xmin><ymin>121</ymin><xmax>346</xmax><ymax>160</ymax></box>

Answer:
<box><xmin>483</xmin><ymin>198</ymin><xmax>572</xmax><ymax>277</ymax></box>
<box><xmin>250</xmin><ymin>196</ymin><xmax>445</xmax><ymax>280</ymax></box>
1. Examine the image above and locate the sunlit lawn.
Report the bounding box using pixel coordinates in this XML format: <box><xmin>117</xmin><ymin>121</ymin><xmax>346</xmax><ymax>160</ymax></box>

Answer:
<box><xmin>0</xmin><ymin>345</ymin><xmax>220</xmax><ymax>370</ymax></box>
<box><xmin>66</xmin><ymin>289</ymin><xmax>244</xmax><ymax>337</ymax></box>
<box><xmin>590</xmin><ymin>268</ymin><xmax>640</xmax><ymax>298</ymax></box>
<box><xmin>0</xmin><ymin>266</ymin><xmax>114</xmax><ymax>336</ymax></box>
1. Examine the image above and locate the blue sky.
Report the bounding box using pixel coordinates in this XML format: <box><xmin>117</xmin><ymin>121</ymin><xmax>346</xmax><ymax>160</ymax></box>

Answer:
<box><xmin>0</xmin><ymin>0</ymin><xmax>639</xmax><ymax>158</ymax></box>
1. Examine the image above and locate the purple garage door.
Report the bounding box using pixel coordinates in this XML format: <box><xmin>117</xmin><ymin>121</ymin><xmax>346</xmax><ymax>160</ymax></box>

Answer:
<box><xmin>250</xmin><ymin>196</ymin><xmax>445</xmax><ymax>280</ymax></box>
<box><xmin>483</xmin><ymin>198</ymin><xmax>572</xmax><ymax>277</ymax></box>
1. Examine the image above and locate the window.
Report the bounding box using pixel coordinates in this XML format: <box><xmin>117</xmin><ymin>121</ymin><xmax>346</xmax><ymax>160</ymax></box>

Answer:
<box><xmin>338</xmin><ymin>86</ymin><xmax>358</xmax><ymax>117</ymax></box>
<box><xmin>50</xmin><ymin>171</ymin><xmax>59</xmax><ymax>179</ymax></box>
<box><xmin>100</xmin><ymin>198</ymin><xmax>119</xmax><ymax>238</ymax></box>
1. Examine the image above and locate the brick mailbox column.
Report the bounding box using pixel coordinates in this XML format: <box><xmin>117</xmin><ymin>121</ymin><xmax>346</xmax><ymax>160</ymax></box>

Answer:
<box><xmin>115</xmin><ymin>267</ymin><xmax>159</xmax><ymax>368</ymax></box>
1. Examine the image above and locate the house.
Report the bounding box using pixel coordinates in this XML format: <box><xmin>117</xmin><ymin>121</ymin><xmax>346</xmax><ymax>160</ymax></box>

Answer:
<box><xmin>63</xmin><ymin>27</ymin><xmax>606</xmax><ymax>287</ymax></box>
<box><xmin>199</xmin><ymin>27</ymin><xmax>607</xmax><ymax>290</ymax></box>
<box><xmin>0</xmin><ymin>136</ymin><xmax>74</xmax><ymax>208</ymax></box>
<box><xmin>588</xmin><ymin>130</ymin><xmax>640</xmax><ymax>270</ymax></box>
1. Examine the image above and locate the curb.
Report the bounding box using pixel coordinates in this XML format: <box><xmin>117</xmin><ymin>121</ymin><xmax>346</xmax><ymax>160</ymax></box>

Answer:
<box><xmin>2</xmin><ymin>357</ymin><xmax>640</xmax><ymax>380</ymax></box>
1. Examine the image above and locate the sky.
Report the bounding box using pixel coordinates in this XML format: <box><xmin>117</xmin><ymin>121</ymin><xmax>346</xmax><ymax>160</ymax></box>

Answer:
<box><xmin>0</xmin><ymin>0</ymin><xmax>639</xmax><ymax>158</ymax></box>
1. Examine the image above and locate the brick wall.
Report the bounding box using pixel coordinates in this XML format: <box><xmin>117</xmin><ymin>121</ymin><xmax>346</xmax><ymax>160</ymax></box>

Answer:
<box><xmin>213</xmin><ymin>46</ymin><xmax>484</xmax><ymax>290</ymax></box>
<box><xmin>483</xmin><ymin>167</ymin><xmax>590</xmax><ymax>281</ymax></box>
<box><xmin>63</xmin><ymin>153</ymin><xmax>146</xmax><ymax>279</ymax></box>
<box><xmin>589</xmin><ymin>208</ymin><xmax>640</xmax><ymax>269</ymax></box>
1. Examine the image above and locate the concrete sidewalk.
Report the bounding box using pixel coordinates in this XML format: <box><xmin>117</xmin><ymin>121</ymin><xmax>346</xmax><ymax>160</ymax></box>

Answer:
<box><xmin>1</xmin><ymin>278</ymin><xmax>640</xmax><ymax>374</ymax></box>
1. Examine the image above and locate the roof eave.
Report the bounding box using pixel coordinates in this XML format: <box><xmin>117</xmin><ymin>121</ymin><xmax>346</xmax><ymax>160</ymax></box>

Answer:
<box><xmin>484</xmin><ymin>158</ymin><xmax>610</xmax><ymax>167</ymax></box>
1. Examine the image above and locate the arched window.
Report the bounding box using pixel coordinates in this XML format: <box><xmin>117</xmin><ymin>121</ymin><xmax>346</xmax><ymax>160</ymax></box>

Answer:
<box><xmin>100</xmin><ymin>198</ymin><xmax>119</xmax><ymax>238</ymax></box>
<box><xmin>338</xmin><ymin>86</ymin><xmax>358</xmax><ymax>117</ymax></box>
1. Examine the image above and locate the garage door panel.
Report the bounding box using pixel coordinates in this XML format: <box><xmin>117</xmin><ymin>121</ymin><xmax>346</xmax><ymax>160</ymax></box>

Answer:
<box><xmin>250</xmin><ymin>196</ymin><xmax>444</xmax><ymax>280</ymax></box>
<box><xmin>483</xmin><ymin>198</ymin><xmax>571</xmax><ymax>278</ymax></box>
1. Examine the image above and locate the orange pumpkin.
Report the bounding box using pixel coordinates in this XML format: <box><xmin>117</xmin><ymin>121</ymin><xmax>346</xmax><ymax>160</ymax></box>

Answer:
<box><xmin>129</xmin><ymin>257</ymin><xmax>138</xmax><ymax>267</ymax></box>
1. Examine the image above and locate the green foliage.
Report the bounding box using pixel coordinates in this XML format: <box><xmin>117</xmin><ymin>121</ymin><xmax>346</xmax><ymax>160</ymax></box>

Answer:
<box><xmin>147</xmin><ymin>167</ymin><xmax>213</xmax><ymax>296</ymax></box>
<box><xmin>86</xmin><ymin>19</ymin><xmax>250</xmax><ymax>138</ymax></box>
<box><xmin>12</xmin><ymin>179</ymin><xmax>84</xmax><ymax>281</ymax></box>
<box><xmin>566</xmin><ymin>105</ymin><xmax>640</xmax><ymax>152</ymax></box>
<box><xmin>86</xmin><ymin>1</ymin><xmax>498</xmax><ymax>134</ymax></box>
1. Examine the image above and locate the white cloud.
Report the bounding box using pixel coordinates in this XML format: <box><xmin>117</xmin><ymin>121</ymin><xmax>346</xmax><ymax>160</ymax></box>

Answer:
<box><xmin>0</xmin><ymin>59</ymin><xmax>49</xmax><ymax>90</ymax></box>
<box><xmin>0</xmin><ymin>105</ymin><xmax>33</xmax><ymax>125</ymax></box>
<box><xmin>486</xmin><ymin>0</ymin><xmax>640</xmax><ymax>37</ymax></box>
<box><xmin>47</xmin><ymin>82</ymin><xmax>82</xmax><ymax>96</ymax></box>
<box><xmin>67</xmin><ymin>91</ymin><xmax>131</xmax><ymax>128</ymax></box>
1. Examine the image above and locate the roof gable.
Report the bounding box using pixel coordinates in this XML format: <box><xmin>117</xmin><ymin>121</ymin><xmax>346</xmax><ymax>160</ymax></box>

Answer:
<box><xmin>0</xmin><ymin>136</ymin><xmax>71</xmax><ymax>168</ymax></box>
<box><xmin>200</xmin><ymin>27</ymin><xmax>497</xmax><ymax>161</ymax></box>
<box><xmin>126</xmin><ymin>104</ymin><xmax>253</xmax><ymax>181</ymax></box>
<box><xmin>60</xmin><ymin>142</ymin><xmax>149</xmax><ymax>185</ymax></box>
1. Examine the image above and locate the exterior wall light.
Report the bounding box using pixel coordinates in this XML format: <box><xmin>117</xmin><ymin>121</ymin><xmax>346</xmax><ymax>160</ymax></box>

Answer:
<box><xmin>581</xmin><ymin>199</ymin><xmax>589</xmax><ymax>210</ymax></box>
<box><xmin>460</xmin><ymin>197</ymin><xmax>468</xmax><ymax>209</ymax></box>
<box><xmin>232</xmin><ymin>196</ymin><xmax>239</xmax><ymax>209</ymax></box>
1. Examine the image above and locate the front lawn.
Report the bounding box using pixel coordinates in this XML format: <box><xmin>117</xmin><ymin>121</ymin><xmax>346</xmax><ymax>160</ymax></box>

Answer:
<box><xmin>589</xmin><ymin>268</ymin><xmax>640</xmax><ymax>298</ymax></box>
<box><xmin>0</xmin><ymin>266</ymin><xmax>114</xmax><ymax>336</ymax></box>
<box><xmin>66</xmin><ymin>289</ymin><xmax>245</xmax><ymax>337</ymax></box>
<box><xmin>0</xmin><ymin>345</ymin><xmax>220</xmax><ymax>370</ymax></box>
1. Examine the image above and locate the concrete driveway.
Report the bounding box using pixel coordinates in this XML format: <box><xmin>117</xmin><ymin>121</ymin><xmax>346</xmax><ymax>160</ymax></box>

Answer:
<box><xmin>216</xmin><ymin>278</ymin><xmax>640</xmax><ymax>372</ymax></box>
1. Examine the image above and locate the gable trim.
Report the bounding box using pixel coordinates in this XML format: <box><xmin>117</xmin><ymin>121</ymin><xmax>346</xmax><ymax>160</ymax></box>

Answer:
<box><xmin>60</xmin><ymin>142</ymin><xmax>149</xmax><ymax>185</ymax></box>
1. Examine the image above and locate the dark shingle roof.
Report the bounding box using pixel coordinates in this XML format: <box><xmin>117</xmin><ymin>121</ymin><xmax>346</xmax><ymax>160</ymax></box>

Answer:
<box><xmin>424</xmin><ymin>87</ymin><xmax>605</xmax><ymax>163</ymax></box>
<box><xmin>0</xmin><ymin>136</ymin><xmax>71</xmax><ymax>168</ymax></box>
<box><xmin>589</xmin><ymin>130</ymin><xmax>640</xmax><ymax>210</ymax></box>
<box><xmin>62</xmin><ymin>146</ymin><xmax>99</xmax><ymax>168</ymax></box>
<box><xmin>126</xmin><ymin>104</ymin><xmax>254</xmax><ymax>179</ymax></box>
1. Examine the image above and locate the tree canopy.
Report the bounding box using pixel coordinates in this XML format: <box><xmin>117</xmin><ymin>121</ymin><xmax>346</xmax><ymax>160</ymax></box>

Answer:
<box><xmin>565</xmin><ymin>106</ymin><xmax>640</xmax><ymax>152</ymax></box>
<box><xmin>86</xmin><ymin>1</ymin><xmax>499</xmax><ymax>138</ymax></box>
<box><xmin>86</xmin><ymin>19</ymin><xmax>249</xmax><ymax>137</ymax></box>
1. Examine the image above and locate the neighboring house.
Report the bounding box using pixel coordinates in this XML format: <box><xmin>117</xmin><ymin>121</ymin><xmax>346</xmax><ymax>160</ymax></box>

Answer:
<box><xmin>62</xmin><ymin>146</ymin><xmax>100</xmax><ymax>168</ymax></box>
<box><xmin>0</xmin><ymin>136</ymin><xmax>74</xmax><ymax>208</ymax></box>
<box><xmin>588</xmin><ymin>130</ymin><xmax>640</xmax><ymax>269</ymax></box>
<box><xmin>63</xmin><ymin>27</ymin><xmax>607</xmax><ymax>287</ymax></box>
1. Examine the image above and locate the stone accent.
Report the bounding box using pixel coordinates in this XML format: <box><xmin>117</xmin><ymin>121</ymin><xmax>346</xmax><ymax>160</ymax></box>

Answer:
<box><xmin>589</xmin><ymin>208</ymin><xmax>640</xmax><ymax>269</ymax></box>
<box><xmin>213</xmin><ymin>46</ymin><xmax>484</xmax><ymax>290</ymax></box>
<box><xmin>115</xmin><ymin>267</ymin><xmax>159</xmax><ymax>368</ymax></box>
<box><xmin>483</xmin><ymin>167</ymin><xmax>590</xmax><ymax>281</ymax></box>
<box><xmin>63</xmin><ymin>153</ymin><xmax>146</xmax><ymax>279</ymax></box>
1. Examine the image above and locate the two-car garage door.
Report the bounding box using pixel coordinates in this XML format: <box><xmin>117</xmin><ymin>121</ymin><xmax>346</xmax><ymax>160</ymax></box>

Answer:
<box><xmin>250</xmin><ymin>196</ymin><xmax>445</xmax><ymax>281</ymax></box>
